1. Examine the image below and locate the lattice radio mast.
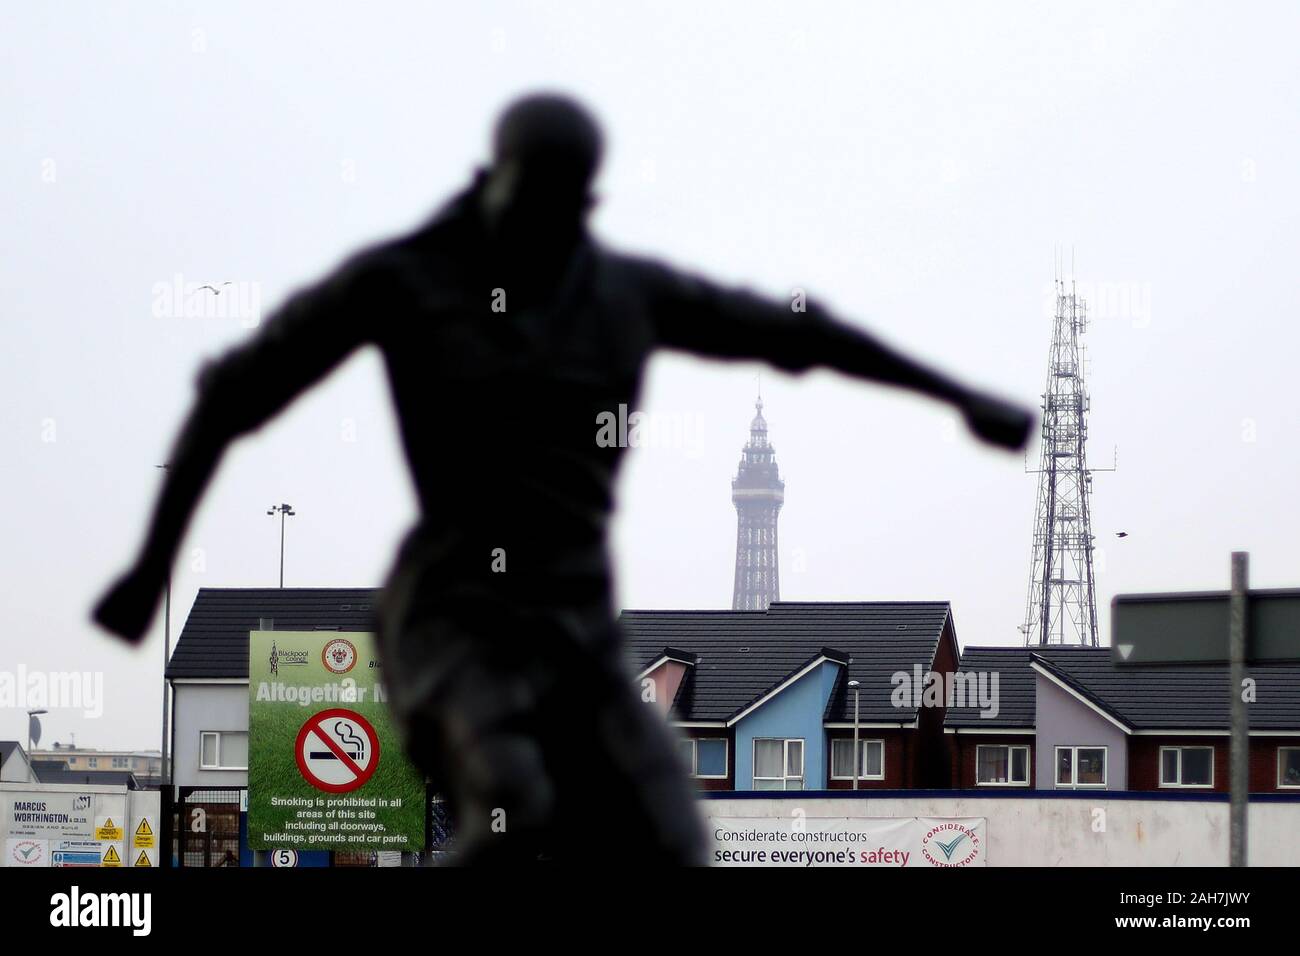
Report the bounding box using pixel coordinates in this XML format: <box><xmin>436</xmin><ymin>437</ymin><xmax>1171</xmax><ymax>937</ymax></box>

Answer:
<box><xmin>1021</xmin><ymin>262</ymin><xmax>1111</xmax><ymax>646</ymax></box>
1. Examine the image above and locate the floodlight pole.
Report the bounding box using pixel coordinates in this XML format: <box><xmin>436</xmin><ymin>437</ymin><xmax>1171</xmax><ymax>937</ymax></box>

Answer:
<box><xmin>268</xmin><ymin>504</ymin><xmax>296</xmax><ymax>588</ymax></box>
<box><xmin>158</xmin><ymin>463</ymin><xmax>172</xmax><ymax>790</ymax></box>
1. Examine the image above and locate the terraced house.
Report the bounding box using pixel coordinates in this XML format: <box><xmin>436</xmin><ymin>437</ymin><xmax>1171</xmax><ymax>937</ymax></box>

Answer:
<box><xmin>945</xmin><ymin>646</ymin><xmax>1300</xmax><ymax>793</ymax></box>
<box><xmin>622</xmin><ymin>601</ymin><xmax>961</xmax><ymax>791</ymax></box>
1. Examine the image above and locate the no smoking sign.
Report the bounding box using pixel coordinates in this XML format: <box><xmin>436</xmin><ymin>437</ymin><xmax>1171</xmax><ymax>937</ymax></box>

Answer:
<box><xmin>295</xmin><ymin>708</ymin><xmax>381</xmax><ymax>793</ymax></box>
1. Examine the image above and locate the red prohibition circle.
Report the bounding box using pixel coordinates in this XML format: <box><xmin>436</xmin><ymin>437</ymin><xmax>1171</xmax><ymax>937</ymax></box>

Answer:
<box><xmin>294</xmin><ymin>708</ymin><xmax>382</xmax><ymax>793</ymax></box>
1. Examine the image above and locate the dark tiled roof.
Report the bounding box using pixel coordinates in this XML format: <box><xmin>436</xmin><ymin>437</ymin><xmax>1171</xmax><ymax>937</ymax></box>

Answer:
<box><xmin>1034</xmin><ymin>647</ymin><xmax>1300</xmax><ymax>731</ymax></box>
<box><xmin>167</xmin><ymin>588</ymin><xmax>380</xmax><ymax>679</ymax></box>
<box><xmin>169</xmin><ymin>591</ymin><xmax>954</xmax><ymax>727</ymax></box>
<box><xmin>943</xmin><ymin>647</ymin><xmax>1037</xmax><ymax>728</ymax></box>
<box><xmin>621</xmin><ymin>601</ymin><xmax>953</xmax><ymax>724</ymax></box>
<box><xmin>945</xmin><ymin>646</ymin><xmax>1300</xmax><ymax>731</ymax></box>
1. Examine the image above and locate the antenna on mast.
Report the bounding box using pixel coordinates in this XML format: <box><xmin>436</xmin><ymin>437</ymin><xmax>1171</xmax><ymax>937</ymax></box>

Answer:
<box><xmin>1021</xmin><ymin>255</ymin><xmax>1115</xmax><ymax>646</ymax></box>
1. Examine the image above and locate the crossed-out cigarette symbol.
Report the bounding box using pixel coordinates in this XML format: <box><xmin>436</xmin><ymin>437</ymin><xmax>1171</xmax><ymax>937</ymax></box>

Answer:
<box><xmin>309</xmin><ymin>719</ymin><xmax>366</xmax><ymax>762</ymax></box>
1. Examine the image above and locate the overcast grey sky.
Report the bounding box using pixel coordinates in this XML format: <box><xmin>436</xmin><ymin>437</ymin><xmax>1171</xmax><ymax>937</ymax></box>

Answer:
<box><xmin>3</xmin><ymin>1</ymin><xmax>1298</xmax><ymax>751</ymax></box>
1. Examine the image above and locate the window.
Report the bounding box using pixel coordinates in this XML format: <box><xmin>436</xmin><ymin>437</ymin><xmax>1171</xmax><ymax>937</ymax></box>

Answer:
<box><xmin>1160</xmin><ymin>746</ymin><xmax>1213</xmax><ymax>787</ymax></box>
<box><xmin>87</xmin><ymin>758</ymin><xmax>98</xmax><ymax>768</ymax></box>
<box><xmin>111</xmin><ymin>756</ymin><xmax>129</xmax><ymax>769</ymax></box>
<box><xmin>678</xmin><ymin>737</ymin><xmax>728</xmax><ymax>778</ymax></box>
<box><xmin>200</xmin><ymin>731</ymin><xmax>250</xmax><ymax>771</ymax></box>
<box><xmin>975</xmin><ymin>744</ymin><xmax>1030</xmax><ymax>786</ymax></box>
<box><xmin>830</xmin><ymin>738</ymin><xmax>885</xmax><ymax>780</ymax></box>
<box><xmin>1278</xmin><ymin>748</ymin><xmax>1300</xmax><ymax>789</ymax></box>
<box><xmin>753</xmin><ymin>738</ymin><xmax>804</xmax><ymax>790</ymax></box>
<box><xmin>1056</xmin><ymin>746</ymin><xmax>1107</xmax><ymax>788</ymax></box>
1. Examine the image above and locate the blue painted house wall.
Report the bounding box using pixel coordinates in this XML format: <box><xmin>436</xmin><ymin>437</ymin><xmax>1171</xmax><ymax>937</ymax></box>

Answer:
<box><xmin>734</xmin><ymin>660</ymin><xmax>843</xmax><ymax>790</ymax></box>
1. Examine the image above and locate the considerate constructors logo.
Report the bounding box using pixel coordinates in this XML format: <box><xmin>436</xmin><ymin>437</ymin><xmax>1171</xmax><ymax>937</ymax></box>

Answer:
<box><xmin>920</xmin><ymin>822</ymin><xmax>982</xmax><ymax>867</ymax></box>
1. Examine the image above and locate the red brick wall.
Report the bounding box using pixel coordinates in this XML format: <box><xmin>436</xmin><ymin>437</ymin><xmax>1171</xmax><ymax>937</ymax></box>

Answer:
<box><xmin>825</xmin><ymin>617</ymin><xmax>962</xmax><ymax>790</ymax></box>
<box><xmin>915</xmin><ymin>620</ymin><xmax>961</xmax><ymax>788</ymax></box>
<box><xmin>825</xmin><ymin>730</ymin><xmax>909</xmax><ymax>789</ymax></box>
<box><xmin>1129</xmin><ymin>736</ymin><xmax>1300</xmax><ymax>793</ymax></box>
<box><xmin>1255</xmin><ymin>737</ymin><xmax>1300</xmax><ymax>791</ymax></box>
<box><xmin>949</xmin><ymin>734</ymin><xmax>1035</xmax><ymax>789</ymax></box>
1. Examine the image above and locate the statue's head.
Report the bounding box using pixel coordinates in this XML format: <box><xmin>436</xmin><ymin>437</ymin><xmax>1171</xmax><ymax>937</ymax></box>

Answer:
<box><xmin>481</xmin><ymin>93</ymin><xmax>603</xmax><ymax>240</ymax></box>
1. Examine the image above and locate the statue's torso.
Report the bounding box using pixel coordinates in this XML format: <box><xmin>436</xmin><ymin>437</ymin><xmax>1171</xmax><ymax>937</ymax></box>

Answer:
<box><xmin>370</xmin><ymin>198</ymin><xmax>658</xmax><ymax>604</ymax></box>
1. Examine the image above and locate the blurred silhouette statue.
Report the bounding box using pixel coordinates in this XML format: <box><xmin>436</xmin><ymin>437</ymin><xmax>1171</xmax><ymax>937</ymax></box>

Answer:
<box><xmin>95</xmin><ymin>93</ymin><xmax>1033</xmax><ymax>865</ymax></box>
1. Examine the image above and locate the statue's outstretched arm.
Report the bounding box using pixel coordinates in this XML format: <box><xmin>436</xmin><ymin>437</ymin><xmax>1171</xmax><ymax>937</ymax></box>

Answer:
<box><xmin>93</xmin><ymin>263</ymin><xmax>381</xmax><ymax>644</ymax></box>
<box><xmin>645</xmin><ymin>262</ymin><xmax>1034</xmax><ymax>450</ymax></box>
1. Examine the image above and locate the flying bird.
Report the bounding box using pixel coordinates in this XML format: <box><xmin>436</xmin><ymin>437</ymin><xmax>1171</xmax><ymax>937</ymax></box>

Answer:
<box><xmin>196</xmin><ymin>281</ymin><xmax>233</xmax><ymax>294</ymax></box>
<box><xmin>1115</xmin><ymin>531</ymin><xmax>1129</xmax><ymax>538</ymax></box>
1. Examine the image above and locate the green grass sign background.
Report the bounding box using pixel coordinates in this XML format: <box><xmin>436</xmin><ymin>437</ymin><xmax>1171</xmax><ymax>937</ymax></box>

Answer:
<box><xmin>247</xmin><ymin>631</ymin><xmax>425</xmax><ymax>851</ymax></box>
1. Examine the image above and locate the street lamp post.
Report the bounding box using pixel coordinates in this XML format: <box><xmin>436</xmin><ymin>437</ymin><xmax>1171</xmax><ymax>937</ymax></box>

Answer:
<box><xmin>847</xmin><ymin>680</ymin><xmax>861</xmax><ymax>791</ymax></box>
<box><xmin>267</xmin><ymin>504</ymin><xmax>296</xmax><ymax>588</ymax></box>
<box><xmin>157</xmin><ymin>464</ymin><xmax>171</xmax><ymax>789</ymax></box>
<box><xmin>26</xmin><ymin>709</ymin><xmax>47</xmax><ymax>783</ymax></box>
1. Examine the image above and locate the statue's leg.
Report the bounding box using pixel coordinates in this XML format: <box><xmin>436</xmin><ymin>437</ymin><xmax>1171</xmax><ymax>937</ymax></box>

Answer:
<box><xmin>378</xmin><ymin>592</ymin><xmax>564</xmax><ymax>862</ymax></box>
<box><xmin>375</xmin><ymin>531</ymin><xmax>705</xmax><ymax>864</ymax></box>
<box><xmin>542</xmin><ymin>629</ymin><xmax>708</xmax><ymax>865</ymax></box>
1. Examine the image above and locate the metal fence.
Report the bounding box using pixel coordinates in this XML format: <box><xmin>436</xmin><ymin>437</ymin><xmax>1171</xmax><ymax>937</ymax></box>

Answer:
<box><xmin>174</xmin><ymin>787</ymin><xmax>243</xmax><ymax>868</ymax></box>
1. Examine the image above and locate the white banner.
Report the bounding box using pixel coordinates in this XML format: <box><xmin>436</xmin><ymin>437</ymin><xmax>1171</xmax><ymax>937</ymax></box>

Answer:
<box><xmin>4</xmin><ymin>792</ymin><xmax>98</xmax><ymax>841</ymax></box>
<box><xmin>707</xmin><ymin>816</ymin><xmax>986</xmax><ymax>867</ymax></box>
<box><xmin>1</xmin><ymin>789</ymin><xmax>137</xmax><ymax>868</ymax></box>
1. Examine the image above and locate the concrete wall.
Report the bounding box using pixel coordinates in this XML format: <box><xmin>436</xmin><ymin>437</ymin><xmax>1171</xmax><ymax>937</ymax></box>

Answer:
<box><xmin>734</xmin><ymin>661</ymin><xmax>841</xmax><ymax>790</ymax></box>
<box><xmin>1034</xmin><ymin>673</ymin><xmax>1129</xmax><ymax>789</ymax></box>
<box><xmin>172</xmin><ymin>682</ymin><xmax>249</xmax><ymax>788</ymax></box>
<box><xmin>701</xmin><ymin>792</ymin><xmax>1300</xmax><ymax>866</ymax></box>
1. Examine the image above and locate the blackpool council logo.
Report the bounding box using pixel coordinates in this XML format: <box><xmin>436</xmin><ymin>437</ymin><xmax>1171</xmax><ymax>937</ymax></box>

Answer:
<box><xmin>321</xmin><ymin>638</ymin><xmax>358</xmax><ymax>674</ymax></box>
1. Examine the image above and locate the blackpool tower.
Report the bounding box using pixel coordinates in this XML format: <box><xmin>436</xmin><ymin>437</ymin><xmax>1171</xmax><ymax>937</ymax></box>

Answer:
<box><xmin>731</xmin><ymin>395</ymin><xmax>784</xmax><ymax>611</ymax></box>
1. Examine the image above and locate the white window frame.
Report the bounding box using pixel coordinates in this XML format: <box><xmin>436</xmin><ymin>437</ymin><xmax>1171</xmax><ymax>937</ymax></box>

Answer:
<box><xmin>199</xmin><ymin>731</ymin><xmax>249</xmax><ymax>771</ymax></box>
<box><xmin>975</xmin><ymin>744</ymin><xmax>1031</xmax><ymax>787</ymax></box>
<box><xmin>1277</xmin><ymin>747</ymin><xmax>1300</xmax><ymax>789</ymax></box>
<box><xmin>1054</xmin><ymin>745</ymin><xmax>1108</xmax><ymax>788</ymax></box>
<box><xmin>1159</xmin><ymin>745</ymin><xmax>1214</xmax><ymax>788</ymax></box>
<box><xmin>679</xmin><ymin>737</ymin><xmax>729</xmax><ymax>779</ymax></box>
<box><xmin>829</xmin><ymin>738</ymin><xmax>886</xmax><ymax>781</ymax></box>
<box><xmin>752</xmin><ymin>738</ymin><xmax>804</xmax><ymax>790</ymax></box>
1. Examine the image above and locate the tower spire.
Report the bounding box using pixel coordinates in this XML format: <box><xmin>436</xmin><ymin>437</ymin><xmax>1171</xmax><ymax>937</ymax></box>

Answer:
<box><xmin>732</xmin><ymin>393</ymin><xmax>784</xmax><ymax>610</ymax></box>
